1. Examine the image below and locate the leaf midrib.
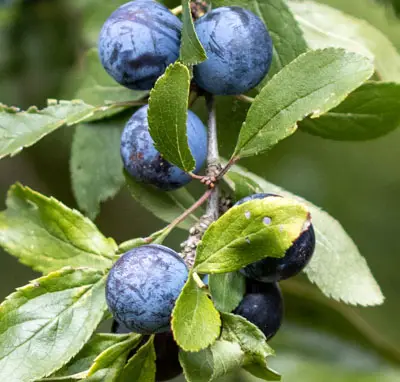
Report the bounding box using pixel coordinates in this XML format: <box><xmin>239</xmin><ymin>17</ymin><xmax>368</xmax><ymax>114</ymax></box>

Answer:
<box><xmin>5</xmin><ymin>210</ymin><xmax>113</xmax><ymax>265</ymax></box>
<box><xmin>200</xmin><ymin>219</ymin><xmax>277</xmax><ymax>266</ymax></box>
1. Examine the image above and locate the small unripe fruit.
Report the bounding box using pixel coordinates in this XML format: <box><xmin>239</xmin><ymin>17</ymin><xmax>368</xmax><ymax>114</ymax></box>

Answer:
<box><xmin>194</xmin><ymin>6</ymin><xmax>273</xmax><ymax>95</ymax></box>
<box><xmin>106</xmin><ymin>244</ymin><xmax>188</xmax><ymax>334</ymax></box>
<box><xmin>121</xmin><ymin>105</ymin><xmax>207</xmax><ymax>190</ymax></box>
<box><xmin>98</xmin><ymin>0</ymin><xmax>182</xmax><ymax>90</ymax></box>
<box><xmin>236</xmin><ymin>193</ymin><xmax>316</xmax><ymax>282</ymax></box>
<box><xmin>234</xmin><ymin>281</ymin><xmax>283</xmax><ymax>340</ymax></box>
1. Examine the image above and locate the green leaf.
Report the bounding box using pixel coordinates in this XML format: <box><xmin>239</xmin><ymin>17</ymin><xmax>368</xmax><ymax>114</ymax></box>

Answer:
<box><xmin>118</xmin><ymin>238</ymin><xmax>150</xmax><ymax>254</ymax></box>
<box><xmin>0</xmin><ymin>100</ymin><xmax>90</xmax><ymax>159</ymax></box>
<box><xmin>224</xmin><ymin>164</ymin><xmax>384</xmax><ymax>306</ymax></box>
<box><xmin>283</xmin><ymin>359</ymin><xmax>400</xmax><ymax>382</ymax></box>
<box><xmin>0</xmin><ymin>99</ymin><xmax>138</xmax><ymax>160</ymax></box>
<box><xmin>180</xmin><ymin>0</ymin><xmax>207</xmax><ymax>65</ymax></box>
<box><xmin>125</xmin><ymin>171</ymin><xmax>200</xmax><ymax>230</ymax></box>
<box><xmin>209</xmin><ymin>272</ymin><xmax>246</xmax><ymax>313</ymax></box>
<box><xmin>179</xmin><ymin>340</ymin><xmax>244</xmax><ymax>382</ymax></box>
<box><xmin>288</xmin><ymin>0</ymin><xmax>400</xmax><ymax>82</ymax></box>
<box><xmin>70</xmin><ymin>122</ymin><xmax>125</xmax><ymax>220</ymax></box>
<box><xmin>208</xmin><ymin>341</ymin><xmax>244</xmax><ymax>379</ymax></box>
<box><xmin>148</xmin><ymin>62</ymin><xmax>195</xmax><ymax>172</ymax></box>
<box><xmin>172</xmin><ymin>273</ymin><xmax>221</xmax><ymax>352</ymax></box>
<box><xmin>299</xmin><ymin>82</ymin><xmax>400</xmax><ymax>140</ymax></box>
<box><xmin>75</xmin><ymin>48</ymin><xmax>147</xmax><ymax>106</ymax></box>
<box><xmin>0</xmin><ymin>183</ymin><xmax>116</xmax><ymax>274</ymax></box>
<box><xmin>0</xmin><ymin>268</ymin><xmax>107</xmax><ymax>382</ymax></box>
<box><xmin>39</xmin><ymin>372</ymin><xmax>88</xmax><ymax>382</ymax></box>
<box><xmin>118</xmin><ymin>226</ymin><xmax>172</xmax><ymax>254</ymax></box>
<box><xmin>212</xmin><ymin>0</ymin><xmax>308</xmax><ymax>83</ymax></box>
<box><xmin>244</xmin><ymin>364</ymin><xmax>281</xmax><ymax>381</ymax></box>
<box><xmin>179</xmin><ymin>313</ymin><xmax>279</xmax><ymax>382</ymax></box>
<box><xmin>86</xmin><ymin>334</ymin><xmax>142</xmax><ymax>382</ymax></box>
<box><xmin>195</xmin><ymin>197</ymin><xmax>310</xmax><ymax>274</ymax></box>
<box><xmin>233</xmin><ymin>48</ymin><xmax>374</xmax><ymax>158</ymax></box>
<box><xmin>118</xmin><ymin>336</ymin><xmax>156</xmax><ymax>382</ymax></box>
<box><xmin>225</xmin><ymin>171</ymin><xmax>264</xmax><ymax>201</ymax></box>
<box><xmin>220</xmin><ymin>313</ymin><xmax>280</xmax><ymax>381</ymax></box>
<box><xmin>221</xmin><ymin>313</ymin><xmax>274</xmax><ymax>359</ymax></box>
<box><xmin>52</xmin><ymin>334</ymin><xmax>130</xmax><ymax>378</ymax></box>
<box><xmin>179</xmin><ymin>346</ymin><xmax>214</xmax><ymax>382</ymax></box>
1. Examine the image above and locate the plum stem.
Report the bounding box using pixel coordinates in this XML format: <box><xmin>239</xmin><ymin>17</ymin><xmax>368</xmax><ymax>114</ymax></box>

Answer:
<box><xmin>171</xmin><ymin>5</ymin><xmax>183</xmax><ymax>15</ymax></box>
<box><xmin>217</xmin><ymin>155</ymin><xmax>240</xmax><ymax>180</ymax></box>
<box><xmin>188</xmin><ymin>90</ymin><xmax>199</xmax><ymax>108</ymax></box>
<box><xmin>118</xmin><ymin>192</ymin><xmax>211</xmax><ymax>254</ymax></box>
<box><xmin>166</xmin><ymin>189</ymin><xmax>212</xmax><ymax>232</ymax></box>
<box><xmin>235</xmin><ymin>94</ymin><xmax>255</xmax><ymax>103</ymax></box>
<box><xmin>193</xmin><ymin>272</ymin><xmax>207</xmax><ymax>289</ymax></box>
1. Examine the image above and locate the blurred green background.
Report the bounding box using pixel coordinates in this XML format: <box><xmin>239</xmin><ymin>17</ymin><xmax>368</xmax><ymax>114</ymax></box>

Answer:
<box><xmin>0</xmin><ymin>0</ymin><xmax>400</xmax><ymax>381</ymax></box>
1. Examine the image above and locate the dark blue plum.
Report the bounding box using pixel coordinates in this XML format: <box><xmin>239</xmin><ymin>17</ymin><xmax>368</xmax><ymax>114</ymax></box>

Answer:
<box><xmin>112</xmin><ymin>321</ymin><xmax>182</xmax><ymax>381</ymax></box>
<box><xmin>236</xmin><ymin>193</ymin><xmax>316</xmax><ymax>282</ymax></box>
<box><xmin>106</xmin><ymin>244</ymin><xmax>189</xmax><ymax>334</ymax></box>
<box><xmin>153</xmin><ymin>331</ymin><xmax>183</xmax><ymax>381</ymax></box>
<box><xmin>194</xmin><ymin>6</ymin><xmax>273</xmax><ymax>95</ymax></box>
<box><xmin>121</xmin><ymin>105</ymin><xmax>207</xmax><ymax>190</ymax></box>
<box><xmin>98</xmin><ymin>0</ymin><xmax>182</xmax><ymax>90</ymax></box>
<box><xmin>235</xmin><ymin>193</ymin><xmax>278</xmax><ymax>206</ymax></box>
<box><xmin>234</xmin><ymin>281</ymin><xmax>283</xmax><ymax>341</ymax></box>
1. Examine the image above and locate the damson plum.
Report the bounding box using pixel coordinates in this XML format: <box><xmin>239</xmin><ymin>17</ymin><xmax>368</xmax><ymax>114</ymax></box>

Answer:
<box><xmin>112</xmin><ymin>321</ymin><xmax>182</xmax><ymax>381</ymax></box>
<box><xmin>194</xmin><ymin>6</ymin><xmax>273</xmax><ymax>95</ymax></box>
<box><xmin>98</xmin><ymin>0</ymin><xmax>182</xmax><ymax>90</ymax></box>
<box><xmin>234</xmin><ymin>281</ymin><xmax>283</xmax><ymax>340</ymax></box>
<box><xmin>153</xmin><ymin>332</ymin><xmax>183</xmax><ymax>381</ymax></box>
<box><xmin>121</xmin><ymin>105</ymin><xmax>207</xmax><ymax>190</ymax></box>
<box><xmin>106</xmin><ymin>245</ymin><xmax>188</xmax><ymax>334</ymax></box>
<box><xmin>236</xmin><ymin>193</ymin><xmax>316</xmax><ymax>282</ymax></box>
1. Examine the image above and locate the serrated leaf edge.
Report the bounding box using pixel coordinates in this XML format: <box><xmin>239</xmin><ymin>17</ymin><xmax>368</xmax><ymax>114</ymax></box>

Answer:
<box><xmin>148</xmin><ymin>62</ymin><xmax>195</xmax><ymax>172</ymax></box>
<box><xmin>171</xmin><ymin>273</ymin><xmax>221</xmax><ymax>352</ymax></box>
<box><xmin>6</xmin><ymin>183</ymin><xmax>118</xmax><ymax>261</ymax></box>
<box><xmin>0</xmin><ymin>267</ymin><xmax>108</xmax><ymax>380</ymax></box>
<box><xmin>234</xmin><ymin>47</ymin><xmax>374</xmax><ymax>157</ymax></box>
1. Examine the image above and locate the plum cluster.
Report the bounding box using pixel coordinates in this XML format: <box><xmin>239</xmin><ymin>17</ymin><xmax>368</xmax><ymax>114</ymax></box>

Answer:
<box><xmin>100</xmin><ymin>1</ymin><xmax>296</xmax><ymax>379</ymax></box>
<box><xmin>99</xmin><ymin>0</ymin><xmax>273</xmax><ymax>190</ymax></box>
<box><xmin>99</xmin><ymin>0</ymin><xmax>272</xmax><ymax>94</ymax></box>
<box><xmin>232</xmin><ymin>193</ymin><xmax>316</xmax><ymax>340</ymax></box>
<box><xmin>105</xmin><ymin>194</ymin><xmax>315</xmax><ymax>379</ymax></box>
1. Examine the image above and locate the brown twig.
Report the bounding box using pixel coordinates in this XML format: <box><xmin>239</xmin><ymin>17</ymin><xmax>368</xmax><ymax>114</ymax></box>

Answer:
<box><xmin>181</xmin><ymin>95</ymin><xmax>221</xmax><ymax>267</ymax></box>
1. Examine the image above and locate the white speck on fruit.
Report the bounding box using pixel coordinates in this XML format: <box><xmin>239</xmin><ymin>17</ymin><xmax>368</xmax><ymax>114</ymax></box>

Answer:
<box><xmin>245</xmin><ymin>237</ymin><xmax>251</xmax><ymax>244</ymax></box>
<box><xmin>245</xmin><ymin>211</ymin><xmax>251</xmax><ymax>219</ymax></box>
